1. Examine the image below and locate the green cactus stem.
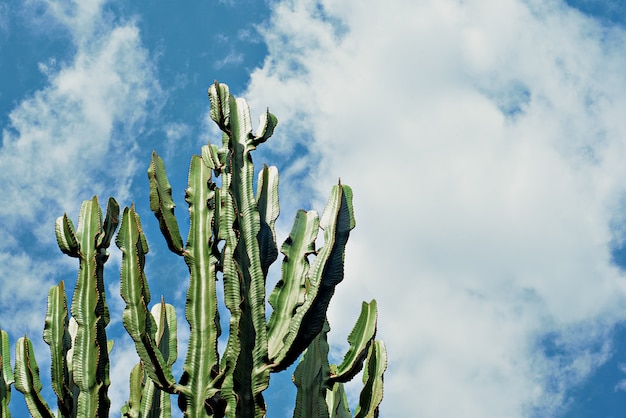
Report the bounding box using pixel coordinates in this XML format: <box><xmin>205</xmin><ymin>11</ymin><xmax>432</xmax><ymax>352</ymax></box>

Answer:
<box><xmin>0</xmin><ymin>81</ymin><xmax>385</xmax><ymax>418</ymax></box>
<box><xmin>42</xmin><ymin>281</ymin><xmax>73</xmax><ymax>417</ymax></box>
<box><xmin>0</xmin><ymin>329</ymin><xmax>14</xmax><ymax>418</ymax></box>
<box><xmin>293</xmin><ymin>300</ymin><xmax>387</xmax><ymax>418</ymax></box>
<box><xmin>51</xmin><ymin>195</ymin><xmax>119</xmax><ymax>417</ymax></box>
<box><xmin>14</xmin><ymin>336</ymin><xmax>54</xmax><ymax>418</ymax></box>
<box><xmin>121</xmin><ymin>300</ymin><xmax>177</xmax><ymax>418</ymax></box>
<box><xmin>118</xmin><ymin>82</ymin><xmax>367</xmax><ymax>417</ymax></box>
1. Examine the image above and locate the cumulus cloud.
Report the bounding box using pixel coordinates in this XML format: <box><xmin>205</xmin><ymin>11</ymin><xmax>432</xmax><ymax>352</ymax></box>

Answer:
<box><xmin>0</xmin><ymin>3</ymin><xmax>160</xmax><ymax>412</ymax></box>
<box><xmin>245</xmin><ymin>0</ymin><xmax>626</xmax><ymax>415</ymax></box>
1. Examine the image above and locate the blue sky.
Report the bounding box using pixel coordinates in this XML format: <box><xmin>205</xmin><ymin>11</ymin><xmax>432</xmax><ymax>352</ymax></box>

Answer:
<box><xmin>2</xmin><ymin>0</ymin><xmax>626</xmax><ymax>416</ymax></box>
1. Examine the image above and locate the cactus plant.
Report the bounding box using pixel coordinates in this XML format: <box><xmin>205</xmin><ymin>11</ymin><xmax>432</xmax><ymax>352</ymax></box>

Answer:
<box><xmin>293</xmin><ymin>301</ymin><xmax>387</xmax><ymax>418</ymax></box>
<box><xmin>116</xmin><ymin>81</ymin><xmax>376</xmax><ymax>417</ymax></box>
<box><xmin>1</xmin><ymin>329</ymin><xmax>14</xmax><ymax>418</ymax></box>
<box><xmin>0</xmin><ymin>82</ymin><xmax>386</xmax><ymax>417</ymax></box>
<box><xmin>0</xmin><ymin>196</ymin><xmax>119</xmax><ymax>418</ymax></box>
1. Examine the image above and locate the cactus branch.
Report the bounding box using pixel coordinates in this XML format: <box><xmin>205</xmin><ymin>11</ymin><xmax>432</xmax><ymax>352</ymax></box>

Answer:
<box><xmin>0</xmin><ymin>329</ymin><xmax>14</xmax><ymax>418</ymax></box>
<box><xmin>43</xmin><ymin>281</ymin><xmax>73</xmax><ymax>417</ymax></box>
<box><xmin>149</xmin><ymin>152</ymin><xmax>184</xmax><ymax>255</ymax></box>
<box><xmin>354</xmin><ymin>340</ymin><xmax>387</xmax><ymax>418</ymax></box>
<box><xmin>14</xmin><ymin>337</ymin><xmax>54</xmax><ymax>418</ymax></box>
<box><xmin>117</xmin><ymin>206</ymin><xmax>178</xmax><ymax>393</ymax></box>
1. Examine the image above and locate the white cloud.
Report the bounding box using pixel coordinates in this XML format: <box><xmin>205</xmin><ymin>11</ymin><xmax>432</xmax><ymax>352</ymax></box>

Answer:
<box><xmin>0</xmin><ymin>3</ymin><xmax>8</xmax><ymax>34</ymax></box>
<box><xmin>245</xmin><ymin>0</ymin><xmax>626</xmax><ymax>415</ymax></box>
<box><xmin>31</xmin><ymin>0</ymin><xmax>107</xmax><ymax>42</ymax></box>
<box><xmin>214</xmin><ymin>50</ymin><xmax>245</xmax><ymax>69</ymax></box>
<box><xmin>0</xmin><ymin>13</ymin><xmax>157</xmax><ymax>229</ymax></box>
<box><xmin>163</xmin><ymin>122</ymin><xmax>192</xmax><ymax>160</ymax></box>
<box><xmin>0</xmin><ymin>0</ymin><xmax>160</xmax><ymax>412</ymax></box>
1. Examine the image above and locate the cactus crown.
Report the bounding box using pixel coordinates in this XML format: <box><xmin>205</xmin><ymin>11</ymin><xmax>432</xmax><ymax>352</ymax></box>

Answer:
<box><xmin>0</xmin><ymin>82</ymin><xmax>386</xmax><ymax>418</ymax></box>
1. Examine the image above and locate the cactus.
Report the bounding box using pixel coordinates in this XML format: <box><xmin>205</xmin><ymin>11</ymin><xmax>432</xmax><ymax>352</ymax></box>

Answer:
<box><xmin>9</xmin><ymin>196</ymin><xmax>120</xmax><ymax>417</ymax></box>
<box><xmin>120</xmin><ymin>300</ymin><xmax>177</xmax><ymax>418</ymax></box>
<box><xmin>0</xmin><ymin>82</ymin><xmax>386</xmax><ymax>417</ymax></box>
<box><xmin>1</xmin><ymin>329</ymin><xmax>14</xmax><ymax>418</ymax></box>
<box><xmin>116</xmin><ymin>81</ymin><xmax>373</xmax><ymax>417</ymax></box>
<box><xmin>293</xmin><ymin>301</ymin><xmax>387</xmax><ymax>418</ymax></box>
<box><xmin>52</xmin><ymin>196</ymin><xmax>119</xmax><ymax>417</ymax></box>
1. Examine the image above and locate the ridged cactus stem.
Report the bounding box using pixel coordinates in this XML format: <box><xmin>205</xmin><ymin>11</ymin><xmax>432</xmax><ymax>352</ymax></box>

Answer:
<box><xmin>14</xmin><ymin>336</ymin><xmax>54</xmax><ymax>418</ymax></box>
<box><xmin>43</xmin><ymin>281</ymin><xmax>73</xmax><ymax>417</ymax></box>
<box><xmin>117</xmin><ymin>206</ymin><xmax>178</xmax><ymax>395</ymax></box>
<box><xmin>53</xmin><ymin>196</ymin><xmax>119</xmax><ymax>417</ymax></box>
<box><xmin>120</xmin><ymin>81</ymin><xmax>380</xmax><ymax>418</ymax></box>
<box><xmin>267</xmin><ymin>182</ymin><xmax>356</xmax><ymax>372</ymax></box>
<box><xmin>211</xmin><ymin>85</ymin><xmax>273</xmax><ymax>417</ymax></box>
<box><xmin>0</xmin><ymin>329</ymin><xmax>14</xmax><ymax>418</ymax></box>
<box><xmin>147</xmin><ymin>150</ymin><xmax>223</xmax><ymax>416</ymax></box>
<box><xmin>0</xmin><ymin>81</ymin><xmax>385</xmax><ymax>418</ymax></box>
<box><xmin>121</xmin><ymin>300</ymin><xmax>177</xmax><ymax>418</ymax></box>
<box><xmin>293</xmin><ymin>301</ymin><xmax>387</xmax><ymax>418</ymax></box>
<box><xmin>179</xmin><ymin>154</ymin><xmax>222</xmax><ymax>416</ymax></box>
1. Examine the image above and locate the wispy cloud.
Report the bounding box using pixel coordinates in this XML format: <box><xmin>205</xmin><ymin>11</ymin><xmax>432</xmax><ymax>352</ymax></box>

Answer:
<box><xmin>0</xmin><ymin>1</ymin><xmax>163</xmax><ymax>414</ymax></box>
<box><xmin>0</xmin><ymin>0</ymin><xmax>160</xmax><ymax>374</ymax></box>
<box><xmin>0</xmin><ymin>3</ymin><xmax>8</xmax><ymax>34</ymax></box>
<box><xmin>214</xmin><ymin>49</ymin><xmax>245</xmax><ymax>69</ymax></box>
<box><xmin>245</xmin><ymin>0</ymin><xmax>626</xmax><ymax>415</ymax></box>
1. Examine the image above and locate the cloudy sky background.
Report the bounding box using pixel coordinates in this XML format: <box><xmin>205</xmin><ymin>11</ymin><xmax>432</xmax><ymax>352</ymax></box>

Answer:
<box><xmin>2</xmin><ymin>0</ymin><xmax>626</xmax><ymax>416</ymax></box>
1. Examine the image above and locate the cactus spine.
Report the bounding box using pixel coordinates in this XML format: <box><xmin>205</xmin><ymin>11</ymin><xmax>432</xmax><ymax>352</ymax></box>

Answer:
<box><xmin>0</xmin><ymin>82</ymin><xmax>386</xmax><ymax>417</ymax></box>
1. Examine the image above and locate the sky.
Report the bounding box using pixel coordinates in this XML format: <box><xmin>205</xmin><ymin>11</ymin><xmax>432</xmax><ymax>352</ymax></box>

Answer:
<box><xmin>2</xmin><ymin>0</ymin><xmax>626</xmax><ymax>416</ymax></box>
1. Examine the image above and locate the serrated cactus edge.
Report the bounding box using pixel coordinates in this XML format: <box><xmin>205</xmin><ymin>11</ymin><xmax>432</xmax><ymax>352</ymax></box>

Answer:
<box><xmin>0</xmin><ymin>82</ymin><xmax>386</xmax><ymax>418</ymax></box>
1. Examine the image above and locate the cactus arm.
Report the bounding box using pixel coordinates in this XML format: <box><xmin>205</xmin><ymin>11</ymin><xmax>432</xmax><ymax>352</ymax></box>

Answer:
<box><xmin>153</xmin><ymin>300</ymin><xmax>177</xmax><ymax>371</ymax></box>
<box><xmin>292</xmin><ymin>321</ymin><xmax>331</xmax><ymax>418</ymax></box>
<box><xmin>123</xmin><ymin>300</ymin><xmax>177</xmax><ymax>418</ymax></box>
<box><xmin>121</xmin><ymin>363</ymin><xmax>143</xmax><ymax>418</ymax></box>
<box><xmin>149</xmin><ymin>151</ymin><xmax>185</xmax><ymax>255</ymax></box>
<box><xmin>55</xmin><ymin>214</ymin><xmax>80</xmax><ymax>258</ymax></box>
<box><xmin>201</xmin><ymin>143</ymin><xmax>223</xmax><ymax>171</ymax></box>
<box><xmin>69</xmin><ymin>196</ymin><xmax>116</xmax><ymax>417</ymax></box>
<box><xmin>267</xmin><ymin>209</ymin><xmax>318</xmax><ymax>359</ymax></box>
<box><xmin>354</xmin><ymin>340</ymin><xmax>387</xmax><ymax>418</ymax></box>
<box><xmin>0</xmin><ymin>329</ymin><xmax>13</xmax><ymax>418</ymax></box>
<box><xmin>326</xmin><ymin>383</ymin><xmax>351</xmax><ymax>418</ymax></box>
<box><xmin>98</xmin><ymin>197</ymin><xmax>121</xmax><ymax>250</ymax></box>
<box><xmin>43</xmin><ymin>281</ymin><xmax>73</xmax><ymax>417</ymax></box>
<box><xmin>208</xmin><ymin>81</ymin><xmax>231</xmax><ymax>132</ymax></box>
<box><xmin>14</xmin><ymin>337</ymin><xmax>54</xmax><ymax>418</ymax></box>
<box><xmin>178</xmin><ymin>153</ymin><xmax>222</xmax><ymax>417</ymax></box>
<box><xmin>252</xmin><ymin>108</ymin><xmax>278</xmax><ymax>145</ymax></box>
<box><xmin>330</xmin><ymin>300</ymin><xmax>378</xmax><ymax>383</ymax></box>
<box><xmin>217</xmin><ymin>175</ymin><xmax>245</xmax><ymax>417</ymax></box>
<box><xmin>293</xmin><ymin>307</ymin><xmax>385</xmax><ymax>418</ymax></box>
<box><xmin>117</xmin><ymin>206</ymin><xmax>178</xmax><ymax>393</ymax></box>
<box><xmin>150</xmin><ymin>300</ymin><xmax>176</xmax><ymax>417</ymax></box>
<box><xmin>255</xmin><ymin>165</ymin><xmax>280</xmax><ymax>276</ymax></box>
<box><xmin>139</xmin><ymin>302</ymin><xmax>177</xmax><ymax>418</ymax></box>
<box><xmin>271</xmin><ymin>183</ymin><xmax>356</xmax><ymax>371</ymax></box>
